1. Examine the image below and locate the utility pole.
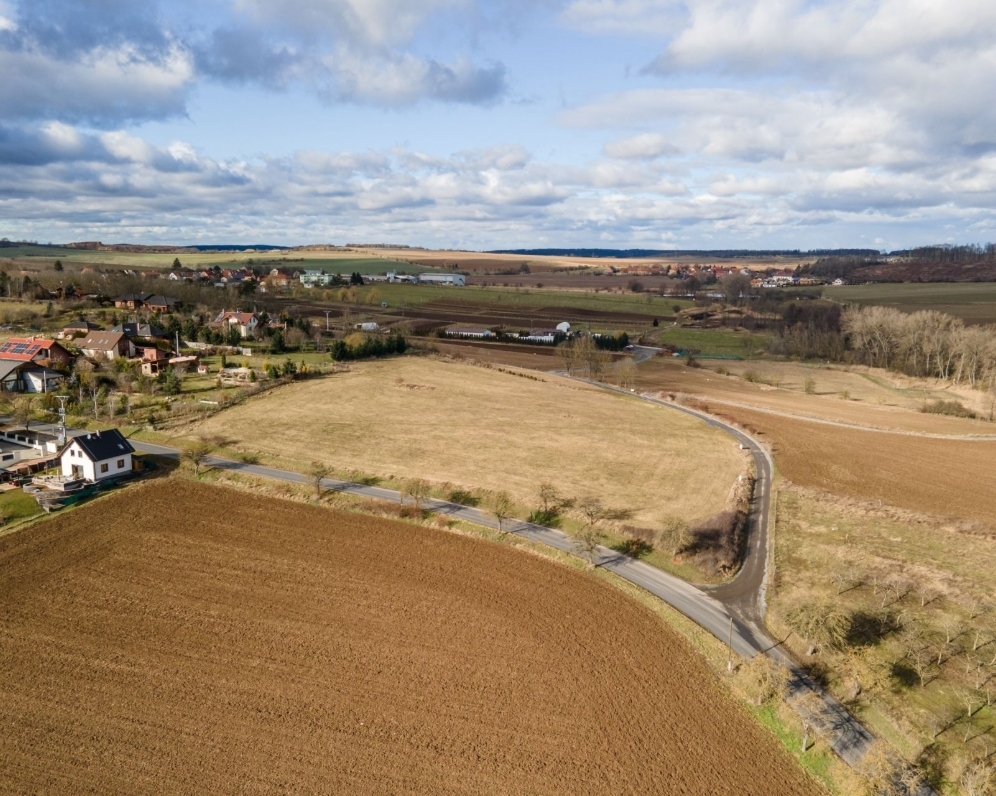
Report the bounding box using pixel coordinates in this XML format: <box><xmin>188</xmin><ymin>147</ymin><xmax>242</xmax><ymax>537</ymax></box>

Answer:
<box><xmin>55</xmin><ymin>395</ymin><xmax>69</xmax><ymax>446</ymax></box>
<box><xmin>324</xmin><ymin>310</ymin><xmax>332</xmax><ymax>331</ymax></box>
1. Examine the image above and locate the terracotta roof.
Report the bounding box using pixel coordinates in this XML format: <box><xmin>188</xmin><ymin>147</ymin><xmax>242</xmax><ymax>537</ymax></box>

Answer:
<box><xmin>0</xmin><ymin>338</ymin><xmax>62</xmax><ymax>361</ymax></box>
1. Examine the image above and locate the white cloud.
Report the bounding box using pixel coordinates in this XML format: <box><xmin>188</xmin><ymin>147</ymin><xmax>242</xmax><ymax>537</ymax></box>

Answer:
<box><xmin>0</xmin><ymin>41</ymin><xmax>193</xmax><ymax>125</ymax></box>
<box><xmin>604</xmin><ymin>133</ymin><xmax>678</xmax><ymax>160</ymax></box>
<box><xmin>561</xmin><ymin>0</ymin><xmax>684</xmax><ymax>35</ymax></box>
<box><xmin>232</xmin><ymin>0</ymin><xmax>470</xmax><ymax>48</ymax></box>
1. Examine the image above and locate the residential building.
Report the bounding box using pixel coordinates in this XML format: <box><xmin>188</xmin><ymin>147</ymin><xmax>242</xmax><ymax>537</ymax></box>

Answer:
<box><xmin>0</xmin><ymin>337</ymin><xmax>73</xmax><ymax>366</ymax></box>
<box><xmin>111</xmin><ymin>322</ymin><xmax>167</xmax><ymax>341</ymax></box>
<box><xmin>0</xmin><ymin>360</ymin><xmax>65</xmax><ymax>393</ymax></box>
<box><xmin>144</xmin><ymin>295</ymin><xmax>181</xmax><ymax>312</ymax></box>
<box><xmin>61</xmin><ymin>429</ymin><xmax>134</xmax><ymax>483</ymax></box>
<box><xmin>78</xmin><ymin>331</ymin><xmax>135</xmax><ymax>360</ymax></box>
<box><xmin>214</xmin><ymin>310</ymin><xmax>259</xmax><ymax>338</ymax></box>
<box><xmin>300</xmin><ymin>270</ymin><xmax>335</xmax><ymax>288</ymax></box>
<box><xmin>114</xmin><ymin>293</ymin><xmax>151</xmax><ymax>309</ymax></box>
<box><xmin>58</xmin><ymin>320</ymin><xmax>101</xmax><ymax>340</ymax></box>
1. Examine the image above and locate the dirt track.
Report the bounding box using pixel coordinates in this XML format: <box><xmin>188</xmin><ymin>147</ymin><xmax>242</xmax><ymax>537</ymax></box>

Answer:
<box><xmin>0</xmin><ymin>481</ymin><xmax>818</xmax><ymax>795</ymax></box>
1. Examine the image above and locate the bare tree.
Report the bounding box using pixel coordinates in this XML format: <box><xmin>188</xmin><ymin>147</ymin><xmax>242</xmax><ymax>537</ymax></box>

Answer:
<box><xmin>785</xmin><ymin>598</ymin><xmax>850</xmax><ymax>654</ymax></box>
<box><xmin>402</xmin><ymin>478</ymin><xmax>431</xmax><ymax>513</ymax></box>
<box><xmin>11</xmin><ymin>395</ymin><xmax>33</xmax><ymax>430</ymax></box>
<box><xmin>576</xmin><ymin>495</ymin><xmax>605</xmax><ymax>530</ymax></box>
<box><xmin>490</xmin><ymin>491</ymin><xmax>514</xmax><ymax>535</ymax></box>
<box><xmin>310</xmin><ymin>461</ymin><xmax>331</xmax><ymax>498</ymax></box>
<box><xmin>794</xmin><ymin>689</ymin><xmax>827</xmax><ymax>753</ymax></box>
<box><xmin>854</xmin><ymin>741</ymin><xmax>907</xmax><ymax>796</ymax></box>
<box><xmin>575</xmin><ymin>526</ymin><xmax>602</xmax><ymax>564</ymax></box>
<box><xmin>182</xmin><ymin>439</ymin><xmax>214</xmax><ymax>477</ymax></box>
<box><xmin>959</xmin><ymin>760</ymin><xmax>994</xmax><ymax>796</ymax></box>
<box><xmin>908</xmin><ymin>646</ymin><xmax>935</xmax><ymax>689</ymax></box>
<box><xmin>656</xmin><ymin>515</ymin><xmax>690</xmax><ymax>555</ymax></box>
<box><xmin>538</xmin><ymin>482</ymin><xmax>561</xmax><ymax>515</ymax></box>
<box><xmin>733</xmin><ymin>654</ymin><xmax>790</xmax><ymax>706</ymax></box>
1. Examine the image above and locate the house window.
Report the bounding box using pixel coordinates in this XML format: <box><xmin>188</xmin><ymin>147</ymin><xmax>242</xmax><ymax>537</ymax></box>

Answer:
<box><xmin>116</xmin><ymin>459</ymin><xmax>124</xmax><ymax>468</ymax></box>
<box><xmin>100</xmin><ymin>463</ymin><xmax>109</xmax><ymax>473</ymax></box>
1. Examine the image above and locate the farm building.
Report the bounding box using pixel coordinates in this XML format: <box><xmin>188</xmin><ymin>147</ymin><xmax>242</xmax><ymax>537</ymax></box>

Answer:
<box><xmin>0</xmin><ymin>337</ymin><xmax>73</xmax><ymax>366</ymax></box>
<box><xmin>418</xmin><ymin>273</ymin><xmax>465</xmax><ymax>286</ymax></box>
<box><xmin>61</xmin><ymin>429</ymin><xmax>134</xmax><ymax>483</ymax></box>
<box><xmin>78</xmin><ymin>331</ymin><xmax>135</xmax><ymax>361</ymax></box>
<box><xmin>445</xmin><ymin>326</ymin><xmax>494</xmax><ymax>338</ymax></box>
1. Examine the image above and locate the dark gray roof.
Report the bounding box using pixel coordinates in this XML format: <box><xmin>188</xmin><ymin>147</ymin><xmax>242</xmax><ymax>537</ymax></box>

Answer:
<box><xmin>70</xmin><ymin>428</ymin><xmax>134</xmax><ymax>461</ymax></box>
<box><xmin>0</xmin><ymin>359</ymin><xmax>25</xmax><ymax>381</ymax></box>
<box><xmin>111</xmin><ymin>322</ymin><xmax>166</xmax><ymax>338</ymax></box>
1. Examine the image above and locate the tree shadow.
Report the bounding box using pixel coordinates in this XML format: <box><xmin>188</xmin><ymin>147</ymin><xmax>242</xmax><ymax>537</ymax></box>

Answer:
<box><xmin>846</xmin><ymin>611</ymin><xmax>898</xmax><ymax>648</ymax></box>
<box><xmin>528</xmin><ymin>508</ymin><xmax>561</xmax><ymax>528</ymax></box>
<box><xmin>889</xmin><ymin>661</ymin><xmax>919</xmax><ymax>689</ymax></box>
<box><xmin>610</xmin><ymin>538</ymin><xmax>653</xmax><ymax>559</ymax></box>
<box><xmin>449</xmin><ymin>489</ymin><xmax>479</xmax><ymax>507</ymax></box>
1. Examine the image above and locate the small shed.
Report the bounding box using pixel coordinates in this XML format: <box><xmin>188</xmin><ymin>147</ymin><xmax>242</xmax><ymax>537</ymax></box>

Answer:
<box><xmin>61</xmin><ymin>429</ymin><xmax>134</xmax><ymax>483</ymax></box>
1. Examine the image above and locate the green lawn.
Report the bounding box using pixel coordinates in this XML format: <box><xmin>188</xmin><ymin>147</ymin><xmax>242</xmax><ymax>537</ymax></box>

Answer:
<box><xmin>0</xmin><ymin>488</ymin><xmax>44</xmax><ymax>524</ymax></box>
<box><xmin>655</xmin><ymin>326</ymin><xmax>766</xmax><ymax>357</ymax></box>
<box><xmin>348</xmin><ymin>282</ymin><xmax>690</xmax><ymax>317</ymax></box>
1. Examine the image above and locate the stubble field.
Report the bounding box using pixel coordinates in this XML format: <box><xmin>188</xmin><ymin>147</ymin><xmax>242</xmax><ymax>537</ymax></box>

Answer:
<box><xmin>0</xmin><ymin>481</ymin><xmax>819</xmax><ymax>795</ymax></box>
<box><xmin>190</xmin><ymin>357</ymin><xmax>746</xmax><ymax>529</ymax></box>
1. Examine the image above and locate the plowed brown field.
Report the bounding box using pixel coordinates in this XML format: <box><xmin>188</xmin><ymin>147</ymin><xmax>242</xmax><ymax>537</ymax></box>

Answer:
<box><xmin>696</xmin><ymin>403</ymin><xmax>996</xmax><ymax>527</ymax></box>
<box><xmin>0</xmin><ymin>481</ymin><xmax>818</xmax><ymax>796</ymax></box>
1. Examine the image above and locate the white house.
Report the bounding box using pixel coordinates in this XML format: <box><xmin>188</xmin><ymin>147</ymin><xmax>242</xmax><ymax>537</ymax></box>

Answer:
<box><xmin>214</xmin><ymin>311</ymin><xmax>260</xmax><ymax>338</ymax></box>
<box><xmin>61</xmin><ymin>429</ymin><xmax>134</xmax><ymax>483</ymax></box>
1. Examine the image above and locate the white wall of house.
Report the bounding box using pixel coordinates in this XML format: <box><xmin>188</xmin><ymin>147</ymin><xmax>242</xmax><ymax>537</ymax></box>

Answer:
<box><xmin>22</xmin><ymin>371</ymin><xmax>63</xmax><ymax>393</ymax></box>
<box><xmin>61</xmin><ymin>441</ymin><xmax>132</xmax><ymax>482</ymax></box>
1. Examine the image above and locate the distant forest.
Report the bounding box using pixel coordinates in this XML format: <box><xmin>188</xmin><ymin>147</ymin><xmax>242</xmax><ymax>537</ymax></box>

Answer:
<box><xmin>489</xmin><ymin>248</ymin><xmax>880</xmax><ymax>258</ymax></box>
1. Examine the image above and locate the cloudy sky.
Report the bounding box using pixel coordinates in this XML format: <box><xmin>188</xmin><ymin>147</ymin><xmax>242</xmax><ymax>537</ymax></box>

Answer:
<box><xmin>2</xmin><ymin>0</ymin><xmax>995</xmax><ymax>249</ymax></box>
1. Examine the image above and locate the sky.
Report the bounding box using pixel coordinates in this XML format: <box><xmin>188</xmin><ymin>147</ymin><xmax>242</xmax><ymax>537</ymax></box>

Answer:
<box><xmin>2</xmin><ymin>0</ymin><xmax>996</xmax><ymax>250</ymax></box>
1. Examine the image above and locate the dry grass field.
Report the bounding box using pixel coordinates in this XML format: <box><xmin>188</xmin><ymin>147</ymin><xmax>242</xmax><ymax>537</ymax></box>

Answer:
<box><xmin>189</xmin><ymin>357</ymin><xmax>747</xmax><ymax>530</ymax></box>
<box><xmin>634</xmin><ymin>359</ymin><xmax>996</xmax><ymax>436</ymax></box>
<box><xmin>691</xmin><ymin>402</ymin><xmax>996</xmax><ymax>529</ymax></box>
<box><xmin>767</xmin><ymin>486</ymin><xmax>996</xmax><ymax>780</ymax></box>
<box><xmin>0</xmin><ymin>481</ymin><xmax>821</xmax><ymax>796</ymax></box>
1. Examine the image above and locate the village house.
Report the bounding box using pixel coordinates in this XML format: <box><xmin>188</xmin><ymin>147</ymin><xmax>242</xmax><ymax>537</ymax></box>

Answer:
<box><xmin>214</xmin><ymin>310</ymin><xmax>259</xmax><ymax>338</ymax></box>
<box><xmin>58</xmin><ymin>320</ymin><xmax>101</xmax><ymax>340</ymax></box>
<box><xmin>114</xmin><ymin>293</ymin><xmax>151</xmax><ymax>310</ymax></box>
<box><xmin>0</xmin><ymin>360</ymin><xmax>65</xmax><ymax>393</ymax></box>
<box><xmin>144</xmin><ymin>295</ymin><xmax>181</xmax><ymax>312</ymax></box>
<box><xmin>61</xmin><ymin>429</ymin><xmax>134</xmax><ymax>483</ymax></box>
<box><xmin>78</xmin><ymin>331</ymin><xmax>135</xmax><ymax>361</ymax></box>
<box><xmin>0</xmin><ymin>337</ymin><xmax>73</xmax><ymax>366</ymax></box>
<box><xmin>111</xmin><ymin>322</ymin><xmax>168</xmax><ymax>341</ymax></box>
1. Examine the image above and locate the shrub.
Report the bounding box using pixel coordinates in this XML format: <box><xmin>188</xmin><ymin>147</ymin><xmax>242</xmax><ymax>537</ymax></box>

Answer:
<box><xmin>803</xmin><ymin>376</ymin><xmax>816</xmax><ymax>394</ymax></box>
<box><xmin>919</xmin><ymin>399</ymin><xmax>977</xmax><ymax>418</ymax></box>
